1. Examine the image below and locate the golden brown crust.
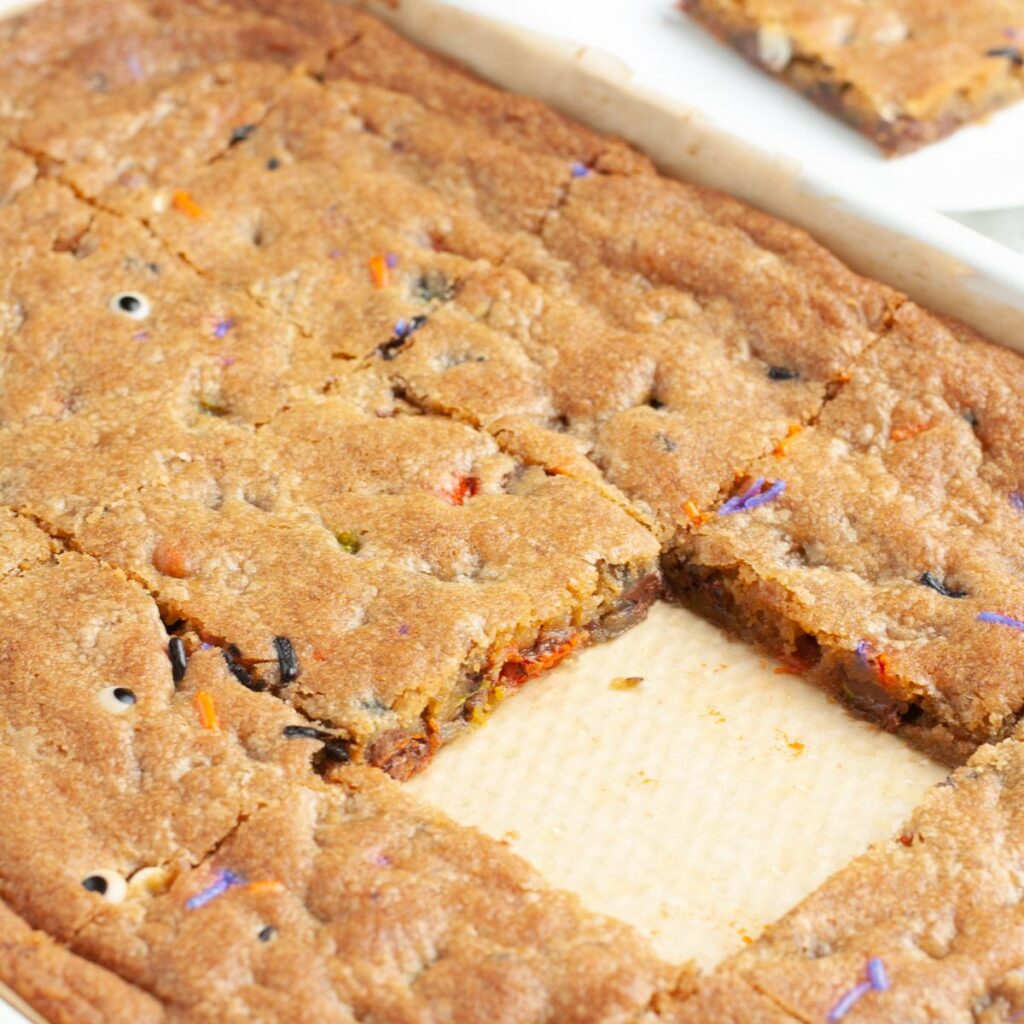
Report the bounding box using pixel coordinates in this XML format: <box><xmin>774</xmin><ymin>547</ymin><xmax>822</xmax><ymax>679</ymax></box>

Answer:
<box><xmin>680</xmin><ymin>0</ymin><xmax>1024</xmax><ymax>154</ymax></box>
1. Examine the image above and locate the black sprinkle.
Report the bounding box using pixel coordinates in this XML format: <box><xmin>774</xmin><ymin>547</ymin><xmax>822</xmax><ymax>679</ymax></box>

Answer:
<box><xmin>377</xmin><ymin>315</ymin><xmax>427</xmax><ymax>361</ymax></box>
<box><xmin>113</xmin><ymin>687</ymin><xmax>137</xmax><ymax>706</ymax></box>
<box><xmin>273</xmin><ymin>636</ymin><xmax>300</xmax><ymax>683</ymax></box>
<box><xmin>282</xmin><ymin>725</ymin><xmax>335</xmax><ymax>742</ymax></box>
<box><xmin>986</xmin><ymin>46</ymin><xmax>1024</xmax><ymax>66</ymax></box>
<box><xmin>223</xmin><ymin>645</ymin><xmax>266</xmax><ymax>691</ymax></box>
<box><xmin>648</xmin><ymin>397</ymin><xmax>665</xmax><ymax>410</ymax></box>
<box><xmin>964</xmin><ymin>409</ymin><xmax>980</xmax><ymax>428</ymax></box>
<box><xmin>168</xmin><ymin>636</ymin><xmax>188</xmax><ymax>685</ymax></box>
<box><xmin>767</xmin><ymin>366</ymin><xmax>800</xmax><ymax>381</ymax></box>
<box><xmin>82</xmin><ymin>875</ymin><xmax>108</xmax><ymax>895</ymax></box>
<box><xmin>920</xmin><ymin>571</ymin><xmax>967</xmax><ymax>599</ymax></box>
<box><xmin>258</xmin><ymin>925</ymin><xmax>277</xmax><ymax>942</ymax></box>
<box><xmin>266</xmin><ymin>157</ymin><xmax>281</xmax><ymax>171</ymax></box>
<box><xmin>229</xmin><ymin>123</ymin><xmax>256</xmax><ymax>145</ymax></box>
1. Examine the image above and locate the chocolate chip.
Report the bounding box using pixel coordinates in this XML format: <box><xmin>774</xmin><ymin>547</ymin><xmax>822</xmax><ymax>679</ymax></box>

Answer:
<box><xmin>767</xmin><ymin>366</ymin><xmax>800</xmax><ymax>381</ymax></box>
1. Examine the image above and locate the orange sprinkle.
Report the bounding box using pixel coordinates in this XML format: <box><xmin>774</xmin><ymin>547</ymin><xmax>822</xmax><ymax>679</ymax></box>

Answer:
<box><xmin>171</xmin><ymin>189</ymin><xmax>205</xmax><ymax>219</ymax></box>
<box><xmin>246</xmin><ymin>880</ymin><xmax>284</xmax><ymax>895</ymax></box>
<box><xmin>773</xmin><ymin>423</ymin><xmax>803</xmax><ymax>457</ymax></box>
<box><xmin>876</xmin><ymin>652</ymin><xmax>897</xmax><ymax>688</ymax></box>
<box><xmin>444</xmin><ymin>476</ymin><xmax>480</xmax><ymax>506</ymax></box>
<box><xmin>773</xmin><ymin>665</ymin><xmax>802</xmax><ymax>676</ymax></box>
<box><xmin>500</xmin><ymin>632</ymin><xmax>583</xmax><ymax>688</ymax></box>
<box><xmin>312</xmin><ymin>649</ymin><xmax>327</xmax><ymax>663</ymax></box>
<box><xmin>682</xmin><ymin>499</ymin><xmax>706</xmax><ymax>528</ymax></box>
<box><xmin>368</xmin><ymin>254</ymin><xmax>390</xmax><ymax>289</ymax></box>
<box><xmin>194</xmin><ymin>690</ymin><xmax>220</xmax><ymax>732</ymax></box>
<box><xmin>890</xmin><ymin>420</ymin><xmax>932</xmax><ymax>443</ymax></box>
<box><xmin>835</xmin><ymin>371</ymin><xmax>851</xmax><ymax>384</ymax></box>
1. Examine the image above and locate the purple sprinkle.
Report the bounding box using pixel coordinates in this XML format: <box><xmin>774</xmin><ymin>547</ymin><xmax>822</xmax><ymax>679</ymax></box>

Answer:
<box><xmin>719</xmin><ymin>478</ymin><xmax>785</xmax><ymax>515</ymax></box>
<box><xmin>385</xmin><ymin>252</ymin><xmax>398</xmax><ymax>269</ymax></box>
<box><xmin>126</xmin><ymin>54</ymin><xmax>143</xmax><ymax>81</ymax></box>
<box><xmin>740</xmin><ymin>479</ymin><xmax>786</xmax><ymax>511</ymax></box>
<box><xmin>1010</xmin><ymin>491</ymin><xmax>1024</xmax><ymax>511</ymax></box>
<box><xmin>855</xmin><ymin>640</ymin><xmax>871</xmax><ymax>665</ymax></box>
<box><xmin>978</xmin><ymin>611</ymin><xmax>1024</xmax><ymax>632</ymax></box>
<box><xmin>213</xmin><ymin>318</ymin><xmax>235</xmax><ymax>339</ymax></box>
<box><xmin>393</xmin><ymin>318</ymin><xmax>409</xmax><ymax>338</ymax></box>
<box><xmin>397</xmin><ymin>624</ymin><xmax>410</xmax><ymax>636</ymax></box>
<box><xmin>570</xmin><ymin>161</ymin><xmax>590</xmax><ymax>178</ymax></box>
<box><xmin>185</xmin><ymin>869</ymin><xmax>245</xmax><ymax>910</ymax></box>
<box><xmin>1005</xmin><ymin>26</ymin><xmax>1024</xmax><ymax>40</ymax></box>
<box><xmin>328</xmin><ymin>248</ymin><xmax>342</xmax><ymax>259</ymax></box>
<box><xmin>132</xmin><ymin>330</ymin><xmax>149</xmax><ymax>342</ymax></box>
<box><xmin>867</xmin><ymin>957</ymin><xmax>889</xmax><ymax>992</ymax></box>
<box><xmin>827</xmin><ymin>981</ymin><xmax>872</xmax><ymax>1023</ymax></box>
<box><xmin>221</xmin><ymin>355</ymin><xmax>237</xmax><ymax>368</ymax></box>
<box><xmin>200</xmin><ymin>641</ymin><xmax>214</xmax><ymax>650</ymax></box>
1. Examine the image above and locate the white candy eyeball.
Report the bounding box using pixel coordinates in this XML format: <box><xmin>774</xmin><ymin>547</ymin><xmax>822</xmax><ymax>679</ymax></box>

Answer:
<box><xmin>127</xmin><ymin>865</ymin><xmax>172</xmax><ymax>898</ymax></box>
<box><xmin>110</xmin><ymin>292</ymin><xmax>150</xmax><ymax>319</ymax></box>
<box><xmin>97</xmin><ymin>686</ymin><xmax>137</xmax><ymax>713</ymax></box>
<box><xmin>81</xmin><ymin>870</ymin><xmax>127</xmax><ymax>903</ymax></box>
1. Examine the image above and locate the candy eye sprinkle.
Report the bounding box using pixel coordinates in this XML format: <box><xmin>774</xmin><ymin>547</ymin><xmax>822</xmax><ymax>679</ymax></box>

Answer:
<box><xmin>97</xmin><ymin>686</ymin><xmax>137</xmax><ymax>713</ymax></box>
<box><xmin>258</xmin><ymin>925</ymin><xmax>277</xmax><ymax>942</ymax></box>
<box><xmin>81</xmin><ymin>870</ymin><xmax>127</xmax><ymax>903</ymax></box>
<box><xmin>110</xmin><ymin>292</ymin><xmax>151</xmax><ymax>319</ymax></box>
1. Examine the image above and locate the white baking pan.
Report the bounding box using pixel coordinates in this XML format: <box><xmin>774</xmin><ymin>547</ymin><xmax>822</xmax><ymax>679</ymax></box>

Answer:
<box><xmin>2</xmin><ymin>0</ymin><xmax>1022</xmax><ymax>1019</ymax></box>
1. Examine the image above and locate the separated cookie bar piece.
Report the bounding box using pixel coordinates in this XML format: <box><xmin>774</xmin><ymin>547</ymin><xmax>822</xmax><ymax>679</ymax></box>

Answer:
<box><xmin>679</xmin><ymin>0</ymin><xmax>1024</xmax><ymax>154</ymax></box>
<box><xmin>0</xmin><ymin>546</ymin><xmax>671</xmax><ymax>1024</ymax></box>
<box><xmin>672</xmin><ymin>303</ymin><xmax>1024</xmax><ymax>762</ymax></box>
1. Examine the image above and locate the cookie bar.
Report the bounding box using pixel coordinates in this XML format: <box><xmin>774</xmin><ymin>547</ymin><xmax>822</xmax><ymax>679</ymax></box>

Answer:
<box><xmin>679</xmin><ymin>0</ymin><xmax>1024</xmax><ymax>154</ymax></box>
<box><xmin>706</xmin><ymin>731</ymin><xmax>1024</xmax><ymax>1023</ymax></box>
<box><xmin>672</xmin><ymin>302</ymin><xmax>1024</xmax><ymax>763</ymax></box>
<box><xmin>0</xmin><ymin>543</ymin><xmax>673</xmax><ymax>1023</ymax></box>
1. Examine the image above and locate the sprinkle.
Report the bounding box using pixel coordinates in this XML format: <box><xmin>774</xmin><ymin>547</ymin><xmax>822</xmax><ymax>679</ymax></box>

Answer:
<box><xmin>282</xmin><ymin>724</ymin><xmax>335</xmax><ymax>742</ymax></box>
<box><xmin>169</xmin><ymin>636</ymin><xmax>188</xmax><ymax>683</ymax></box>
<box><xmin>919</xmin><ymin>571</ymin><xmax>966</xmax><ymax>598</ymax></box>
<box><xmin>257</xmin><ymin>925</ymin><xmax>277</xmax><ymax>942</ymax></box>
<box><xmin>610</xmin><ymin>676</ymin><xmax>643</xmax><ymax>691</ymax></box>
<box><xmin>397</xmin><ymin>623</ymin><xmax>410</xmax><ymax>636</ymax></box>
<box><xmin>199</xmin><ymin>641</ymin><xmax>214</xmax><ymax>651</ymax></box>
<box><xmin>186</xmin><ymin>869</ymin><xmax>245</xmax><ymax>910</ymax></box>
<box><xmin>767</xmin><ymin>365</ymin><xmax>799</xmax><ymax>380</ymax></box>
<box><xmin>194</xmin><ymin>690</ymin><xmax>220</xmax><ymax>732</ymax></box>
<box><xmin>282</xmin><ymin>725</ymin><xmax>351</xmax><ymax>766</ymax></box>
<box><xmin>1010</xmin><ymin>491</ymin><xmax>1024</xmax><ymax>512</ymax></box>
<box><xmin>719</xmin><ymin>478</ymin><xmax>785</xmax><ymax>515</ymax></box>
<box><xmin>890</xmin><ymin>420</ymin><xmax>932</xmax><ymax>442</ymax></box>
<box><xmin>328</xmin><ymin>248</ymin><xmax>342</xmax><ymax>259</ymax></box>
<box><xmin>273</xmin><ymin>635</ymin><xmax>300</xmax><ymax>684</ymax></box>
<box><xmin>247</xmin><ymin>880</ymin><xmax>284</xmax><ymax>895</ymax></box>
<box><xmin>377</xmin><ymin>315</ymin><xmax>427</xmax><ymax>360</ymax></box>
<box><xmin>978</xmin><ymin>611</ymin><xmax>1024</xmax><ymax>632</ymax></box>
<box><xmin>855</xmin><ymin>640</ymin><xmax>871</xmax><ymax>665</ymax></box>
<box><xmin>213</xmin><ymin>318</ymin><xmax>235</xmax><ymax>339</ymax></box>
<box><xmin>570</xmin><ymin>161</ymin><xmax>590</xmax><ymax>178</ymax></box>
<box><xmin>444</xmin><ymin>476</ymin><xmax>480</xmax><ymax>506</ymax></box>
<box><xmin>385</xmin><ymin>252</ymin><xmax>399</xmax><ymax>268</ymax></box>
<box><xmin>773</xmin><ymin>423</ymin><xmax>802</xmax><ymax>456</ymax></box>
<box><xmin>986</xmin><ymin>45</ymin><xmax>1023</xmax><ymax>65</ymax></box>
<box><xmin>126</xmin><ymin>54</ymin><xmax>143</xmax><ymax>81</ymax></box>
<box><xmin>827</xmin><ymin>981</ymin><xmax>872</xmax><ymax>1022</ymax></box>
<box><xmin>682</xmin><ymin>499</ymin><xmax>706</xmax><ymax>527</ymax></box>
<box><xmin>867</xmin><ymin>957</ymin><xmax>889</xmax><ymax>992</ymax></box>
<box><xmin>265</xmin><ymin>157</ymin><xmax>281</xmax><ymax>171</ymax></box>
<box><xmin>229</xmin><ymin>123</ymin><xmax>256</xmax><ymax>145</ymax></box>
<box><xmin>335</xmin><ymin>530</ymin><xmax>361</xmax><ymax>554</ymax></box>
<box><xmin>368</xmin><ymin>254</ymin><xmax>390</xmax><ymax>288</ymax></box>
<box><xmin>132</xmin><ymin>330</ymin><xmax>150</xmax><ymax>342</ymax></box>
<box><xmin>171</xmin><ymin>189</ymin><xmax>205</xmax><ymax>219</ymax></box>
<box><xmin>223</xmin><ymin>645</ymin><xmax>265</xmax><ymax>691</ymax></box>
